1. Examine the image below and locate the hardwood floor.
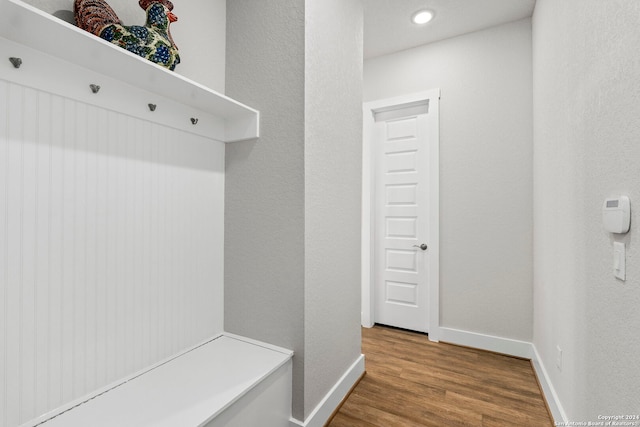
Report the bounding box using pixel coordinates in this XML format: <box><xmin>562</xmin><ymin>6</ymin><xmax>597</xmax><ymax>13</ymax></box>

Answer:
<box><xmin>327</xmin><ymin>325</ymin><xmax>553</xmax><ymax>427</ymax></box>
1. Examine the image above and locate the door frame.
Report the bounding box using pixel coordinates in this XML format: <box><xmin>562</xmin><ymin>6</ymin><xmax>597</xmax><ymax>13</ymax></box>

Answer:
<box><xmin>361</xmin><ymin>89</ymin><xmax>440</xmax><ymax>342</ymax></box>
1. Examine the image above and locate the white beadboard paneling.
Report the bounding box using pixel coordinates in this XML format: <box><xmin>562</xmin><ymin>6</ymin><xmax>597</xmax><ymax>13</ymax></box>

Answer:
<box><xmin>0</xmin><ymin>80</ymin><xmax>8</xmax><ymax>427</ymax></box>
<box><xmin>6</xmin><ymin>81</ymin><xmax>23</xmax><ymax>427</ymax></box>
<box><xmin>20</xmin><ymin>86</ymin><xmax>38</xmax><ymax>423</ymax></box>
<box><xmin>0</xmin><ymin>78</ymin><xmax>225</xmax><ymax>426</ymax></box>
<box><xmin>47</xmin><ymin>93</ymin><xmax>65</xmax><ymax>411</ymax></box>
<box><xmin>96</xmin><ymin>110</ymin><xmax>112</xmax><ymax>389</ymax></box>
<box><xmin>34</xmin><ymin>90</ymin><xmax>52</xmax><ymax>418</ymax></box>
<box><xmin>61</xmin><ymin>97</ymin><xmax>76</xmax><ymax>405</ymax></box>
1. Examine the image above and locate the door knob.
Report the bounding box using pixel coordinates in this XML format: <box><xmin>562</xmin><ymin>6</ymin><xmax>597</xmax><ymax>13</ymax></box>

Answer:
<box><xmin>413</xmin><ymin>243</ymin><xmax>428</xmax><ymax>251</ymax></box>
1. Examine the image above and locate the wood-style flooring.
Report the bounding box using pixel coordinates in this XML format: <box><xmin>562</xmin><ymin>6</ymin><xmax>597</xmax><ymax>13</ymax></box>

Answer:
<box><xmin>327</xmin><ymin>325</ymin><xmax>553</xmax><ymax>427</ymax></box>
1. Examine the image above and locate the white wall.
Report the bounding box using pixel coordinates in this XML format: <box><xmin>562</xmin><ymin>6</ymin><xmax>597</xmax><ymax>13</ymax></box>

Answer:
<box><xmin>169</xmin><ymin>0</ymin><xmax>225</xmax><ymax>92</ymax></box>
<box><xmin>364</xmin><ymin>19</ymin><xmax>533</xmax><ymax>341</ymax></box>
<box><xmin>21</xmin><ymin>0</ymin><xmax>226</xmax><ymax>92</ymax></box>
<box><xmin>533</xmin><ymin>0</ymin><xmax>640</xmax><ymax>421</ymax></box>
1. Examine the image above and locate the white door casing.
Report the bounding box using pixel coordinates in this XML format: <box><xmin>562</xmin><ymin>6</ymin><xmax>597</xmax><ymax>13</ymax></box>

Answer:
<box><xmin>362</xmin><ymin>90</ymin><xmax>440</xmax><ymax>341</ymax></box>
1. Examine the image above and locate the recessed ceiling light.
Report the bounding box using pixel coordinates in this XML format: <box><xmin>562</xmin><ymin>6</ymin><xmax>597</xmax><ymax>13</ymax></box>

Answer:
<box><xmin>412</xmin><ymin>9</ymin><xmax>434</xmax><ymax>25</ymax></box>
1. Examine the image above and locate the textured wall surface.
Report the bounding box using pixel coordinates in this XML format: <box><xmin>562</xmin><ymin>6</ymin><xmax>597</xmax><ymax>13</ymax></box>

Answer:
<box><xmin>224</xmin><ymin>0</ymin><xmax>306</xmax><ymax>420</ymax></box>
<box><xmin>169</xmin><ymin>0</ymin><xmax>226</xmax><ymax>92</ymax></box>
<box><xmin>22</xmin><ymin>0</ymin><xmax>226</xmax><ymax>92</ymax></box>
<box><xmin>226</xmin><ymin>0</ymin><xmax>363</xmax><ymax>421</ymax></box>
<box><xmin>304</xmin><ymin>0</ymin><xmax>363</xmax><ymax>416</ymax></box>
<box><xmin>364</xmin><ymin>19</ymin><xmax>534</xmax><ymax>341</ymax></box>
<box><xmin>533</xmin><ymin>0</ymin><xmax>640</xmax><ymax>420</ymax></box>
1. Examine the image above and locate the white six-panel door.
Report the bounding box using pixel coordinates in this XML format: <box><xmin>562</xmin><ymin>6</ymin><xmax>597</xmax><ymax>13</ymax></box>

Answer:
<box><xmin>374</xmin><ymin>112</ymin><xmax>430</xmax><ymax>332</ymax></box>
<box><xmin>363</xmin><ymin>90</ymin><xmax>439</xmax><ymax>337</ymax></box>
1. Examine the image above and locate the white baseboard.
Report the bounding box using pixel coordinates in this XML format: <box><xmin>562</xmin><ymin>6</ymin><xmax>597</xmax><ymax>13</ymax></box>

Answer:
<box><xmin>289</xmin><ymin>354</ymin><xmax>365</xmax><ymax>427</ymax></box>
<box><xmin>439</xmin><ymin>327</ymin><xmax>534</xmax><ymax>358</ymax></box>
<box><xmin>531</xmin><ymin>345</ymin><xmax>568</xmax><ymax>424</ymax></box>
<box><xmin>439</xmin><ymin>327</ymin><xmax>567</xmax><ymax>425</ymax></box>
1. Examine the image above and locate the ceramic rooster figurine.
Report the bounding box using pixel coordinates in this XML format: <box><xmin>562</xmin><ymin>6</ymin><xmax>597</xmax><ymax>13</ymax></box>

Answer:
<box><xmin>74</xmin><ymin>0</ymin><xmax>180</xmax><ymax>71</ymax></box>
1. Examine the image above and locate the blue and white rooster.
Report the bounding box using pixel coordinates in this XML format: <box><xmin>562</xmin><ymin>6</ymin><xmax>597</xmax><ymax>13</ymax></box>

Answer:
<box><xmin>74</xmin><ymin>0</ymin><xmax>180</xmax><ymax>71</ymax></box>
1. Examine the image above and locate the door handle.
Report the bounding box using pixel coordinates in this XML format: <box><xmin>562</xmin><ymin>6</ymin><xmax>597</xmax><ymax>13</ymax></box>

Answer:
<box><xmin>413</xmin><ymin>243</ymin><xmax>428</xmax><ymax>251</ymax></box>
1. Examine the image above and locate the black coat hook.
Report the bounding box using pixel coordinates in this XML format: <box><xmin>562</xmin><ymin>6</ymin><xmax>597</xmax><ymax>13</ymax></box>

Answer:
<box><xmin>9</xmin><ymin>57</ymin><xmax>22</xmax><ymax>68</ymax></box>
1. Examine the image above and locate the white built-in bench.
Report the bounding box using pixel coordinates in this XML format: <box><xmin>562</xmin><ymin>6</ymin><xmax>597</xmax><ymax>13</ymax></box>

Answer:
<box><xmin>39</xmin><ymin>334</ymin><xmax>293</xmax><ymax>427</ymax></box>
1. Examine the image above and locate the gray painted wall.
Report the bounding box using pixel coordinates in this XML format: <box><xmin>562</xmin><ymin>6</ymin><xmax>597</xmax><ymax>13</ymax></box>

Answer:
<box><xmin>533</xmin><ymin>0</ymin><xmax>640</xmax><ymax>420</ymax></box>
<box><xmin>225</xmin><ymin>0</ymin><xmax>306</xmax><ymax>419</ymax></box>
<box><xmin>364</xmin><ymin>19</ymin><xmax>534</xmax><ymax>341</ymax></box>
<box><xmin>304</xmin><ymin>0</ymin><xmax>363</xmax><ymax>415</ymax></box>
<box><xmin>225</xmin><ymin>0</ymin><xmax>363</xmax><ymax>421</ymax></box>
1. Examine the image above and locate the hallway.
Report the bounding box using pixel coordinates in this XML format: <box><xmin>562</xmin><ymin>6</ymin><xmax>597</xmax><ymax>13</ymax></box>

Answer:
<box><xmin>328</xmin><ymin>326</ymin><xmax>553</xmax><ymax>426</ymax></box>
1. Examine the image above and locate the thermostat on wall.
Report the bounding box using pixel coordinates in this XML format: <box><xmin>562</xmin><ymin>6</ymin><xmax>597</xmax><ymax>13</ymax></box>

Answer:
<box><xmin>602</xmin><ymin>196</ymin><xmax>630</xmax><ymax>234</ymax></box>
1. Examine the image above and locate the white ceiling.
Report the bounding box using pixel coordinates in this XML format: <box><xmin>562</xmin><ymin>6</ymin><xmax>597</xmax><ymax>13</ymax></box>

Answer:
<box><xmin>364</xmin><ymin>0</ymin><xmax>536</xmax><ymax>59</ymax></box>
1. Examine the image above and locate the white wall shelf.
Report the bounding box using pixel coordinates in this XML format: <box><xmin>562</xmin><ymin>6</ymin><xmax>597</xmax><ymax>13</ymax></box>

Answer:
<box><xmin>0</xmin><ymin>0</ymin><xmax>259</xmax><ymax>143</ymax></box>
